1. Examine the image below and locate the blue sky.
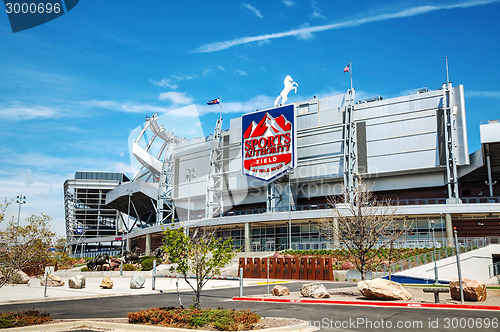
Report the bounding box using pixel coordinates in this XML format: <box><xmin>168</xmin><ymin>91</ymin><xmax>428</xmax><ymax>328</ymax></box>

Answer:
<box><xmin>1</xmin><ymin>0</ymin><xmax>499</xmax><ymax>236</ymax></box>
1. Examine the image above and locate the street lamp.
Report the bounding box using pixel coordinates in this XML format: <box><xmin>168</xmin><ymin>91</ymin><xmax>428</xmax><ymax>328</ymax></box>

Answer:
<box><xmin>430</xmin><ymin>220</ymin><xmax>439</xmax><ymax>285</ymax></box>
<box><xmin>120</xmin><ymin>188</ymin><xmax>133</xmax><ymax>277</ymax></box>
<box><xmin>16</xmin><ymin>195</ymin><xmax>26</xmax><ymax>226</ymax></box>
<box><xmin>186</xmin><ymin>167</ymin><xmax>196</xmax><ymax>223</ymax></box>
<box><xmin>288</xmin><ymin>167</ymin><xmax>294</xmax><ymax>250</ymax></box>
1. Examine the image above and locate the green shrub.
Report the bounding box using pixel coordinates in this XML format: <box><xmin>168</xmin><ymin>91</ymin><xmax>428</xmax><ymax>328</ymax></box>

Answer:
<box><xmin>80</xmin><ymin>267</ymin><xmax>90</xmax><ymax>272</ymax></box>
<box><xmin>128</xmin><ymin>307</ymin><xmax>260</xmax><ymax>330</ymax></box>
<box><xmin>0</xmin><ymin>310</ymin><xmax>51</xmax><ymax>328</ymax></box>
<box><xmin>123</xmin><ymin>264</ymin><xmax>136</xmax><ymax>271</ymax></box>
<box><xmin>141</xmin><ymin>257</ymin><xmax>162</xmax><ymax>271</ymax></box>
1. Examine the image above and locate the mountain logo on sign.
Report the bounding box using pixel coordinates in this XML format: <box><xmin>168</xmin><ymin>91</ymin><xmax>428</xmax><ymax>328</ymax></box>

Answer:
<box><xmin>242</xmin><ymin>109</ymin><xmax>294</xmax><ymax>181</ymax></box>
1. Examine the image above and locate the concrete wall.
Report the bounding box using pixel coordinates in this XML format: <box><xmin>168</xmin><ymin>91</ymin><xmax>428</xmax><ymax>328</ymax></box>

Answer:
<box><xmin>393</xmin><ymin>244</ymin><xmax>500</xmax><ymax>282</ymax></box>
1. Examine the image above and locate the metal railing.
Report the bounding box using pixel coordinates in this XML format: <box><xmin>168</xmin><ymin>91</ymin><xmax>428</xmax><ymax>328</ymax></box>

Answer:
<box><xmin>488</xmin><ymin>262</ymin><xmax>500</xmax><ymax>279</ymax></box>
<box><xmin>70</xmin><ymin>249</ymin><xmax>121</xmax><ymax>259</ymax></box>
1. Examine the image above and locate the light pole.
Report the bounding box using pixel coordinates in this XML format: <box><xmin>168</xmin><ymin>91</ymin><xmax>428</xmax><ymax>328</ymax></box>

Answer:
<box><xmin>454</xmin><ymin>227</ymin><xmax>464</xmax><ymax>304</ymax></box>
<box><xmin>16</xmin><ymin>195</ymin><xmax>26</xmax><ymax>226</ymax></box>
<box><xmin>288</xmin><ymin>167</ymin><xmax>294</xmax><ymax>250</ymax></box>
<box><xmin>120</xmin><ymin>189</ymin><xmax>133</xmax><ymax>277</ymax></box>
<box><xmin>430</xmin><ymin>220</ymin><xmax>439</xmax><ymax>285</ymax></box>
<box><xmin>186</xmin><ymin>167</ymin><xmax>196</xmax><ymax>223</ymax></box>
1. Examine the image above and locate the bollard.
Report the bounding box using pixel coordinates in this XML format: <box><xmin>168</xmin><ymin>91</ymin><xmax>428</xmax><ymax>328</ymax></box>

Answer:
<box><xmin>152</xmin><ymin>259</ymin><xmax>157</xmax><ymax>290</ymax></box>
<box><xmin>239</xmin><ymin>267</ymin><xmax>243</xmax><ymax>297</ymax></box>
<box><xmin>267</xmin><ymin>259</ymin><xmax>270</xmax><ymax>296</ymax></box>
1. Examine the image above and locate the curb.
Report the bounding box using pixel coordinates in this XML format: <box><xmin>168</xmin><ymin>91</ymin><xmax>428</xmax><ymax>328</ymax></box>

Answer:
<box><xmin>5</xmin><ymin>319</ymin><xmax>318</xmax><ymax>332</ymax></box>
<box><xmin>232</xmin><ymin>297</ymin><xmax>500</xmax><ymax>311</ymax></box>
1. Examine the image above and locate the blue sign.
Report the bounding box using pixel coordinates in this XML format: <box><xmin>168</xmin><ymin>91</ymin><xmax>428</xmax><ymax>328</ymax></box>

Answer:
<box><xmin>75</xmin><ymin>227</ymin><xmax>83</xmax><ymax>235</ymax></box>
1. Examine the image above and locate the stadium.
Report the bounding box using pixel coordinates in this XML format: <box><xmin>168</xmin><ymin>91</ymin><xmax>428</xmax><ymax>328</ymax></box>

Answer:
<box><xmin>64</xmin><ymin>82</ymin><xmax>500</xmax><ymax>257</ymax></box>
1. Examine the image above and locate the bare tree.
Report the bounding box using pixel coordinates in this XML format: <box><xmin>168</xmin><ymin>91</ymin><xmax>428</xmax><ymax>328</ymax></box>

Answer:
<box><xmin>321</xmin><ymin>181</ymin><xmax>410</xmax><ymax>280</ymax></box>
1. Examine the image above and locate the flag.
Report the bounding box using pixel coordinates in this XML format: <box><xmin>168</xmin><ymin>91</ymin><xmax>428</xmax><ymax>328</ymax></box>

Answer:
<box><xmin>343</xmin><ymin>63</ymin><xmax>350</xmax><ymax>73</ymax></box>
<box><xmin>207</xmin><ymin>98</ymin><xmax>220</xmax><ymax>105</ymax></box>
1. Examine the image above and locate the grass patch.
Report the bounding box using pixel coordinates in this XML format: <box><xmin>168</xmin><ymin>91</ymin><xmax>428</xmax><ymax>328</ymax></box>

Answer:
<box><xmin>128</xmin><ymin>307</ymin><xmax>260</xmax><ymax>331</ymax></box>
<box><xmin>0</xmin><ymin>310</ymin><xmax>51</xmax><ymax>328</ymax></box>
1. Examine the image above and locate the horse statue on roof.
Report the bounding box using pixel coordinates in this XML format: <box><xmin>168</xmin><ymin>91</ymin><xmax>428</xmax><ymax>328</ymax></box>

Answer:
<box><xmin>274</xmin><ymin>75</ymin><xmax>298</xmax><ymax>107</ymax></box>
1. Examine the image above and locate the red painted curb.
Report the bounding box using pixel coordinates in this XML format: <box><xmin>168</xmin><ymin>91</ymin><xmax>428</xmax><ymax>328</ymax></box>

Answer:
<box><xmin>232</xmin><ymin>297</ymin><xmax>500</xmax><ymax>311</ymax></box>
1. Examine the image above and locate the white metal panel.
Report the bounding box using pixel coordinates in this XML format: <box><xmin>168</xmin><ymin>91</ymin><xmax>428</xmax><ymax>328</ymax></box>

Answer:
<box><xmin>480</xmin><ymin>121</ymin><xmax>500</xmax><ymax>143</ymax></box>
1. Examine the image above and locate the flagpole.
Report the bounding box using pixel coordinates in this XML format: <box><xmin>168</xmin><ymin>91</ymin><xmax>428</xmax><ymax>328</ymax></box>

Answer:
<box><xmin>350</xmin><ymin>60</ymin><xmax>353</xmax><ymax>91</ymax></box>
<box><xmin>219</xmin><ymin>96</ymin><xmax>222</xmax><ymax>120</ymax></box>
<box><xmin>445</xmin><ymin>56</ymin><xmax>450</xmax><ymax>85</ymax></box>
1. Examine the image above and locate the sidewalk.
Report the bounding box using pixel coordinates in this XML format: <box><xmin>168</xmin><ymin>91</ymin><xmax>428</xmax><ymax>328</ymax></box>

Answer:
<box><xmin>0</xmin><ymin>273</ymin><xmax>246</xmax><ymax>305</ymax></box>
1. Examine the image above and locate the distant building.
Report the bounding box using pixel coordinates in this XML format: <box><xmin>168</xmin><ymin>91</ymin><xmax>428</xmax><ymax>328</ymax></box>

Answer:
<box><xmin>64</xmin><ymin>171</ymin><xmax>129</xmax><ymax>256</ymax></box>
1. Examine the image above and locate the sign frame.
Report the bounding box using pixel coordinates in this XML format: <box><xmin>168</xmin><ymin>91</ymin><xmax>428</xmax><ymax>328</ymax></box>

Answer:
<box><xmin>241</xmin><ymin>104</ymin><xmax>297</xmax><ymax>182</ymax></box>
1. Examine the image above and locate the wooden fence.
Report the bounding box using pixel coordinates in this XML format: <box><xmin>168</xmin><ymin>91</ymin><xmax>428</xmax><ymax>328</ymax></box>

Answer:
<box><xmin>238</xmin><ymin>257</ymin><xmax>334</xmax><ymax>281</ymax></box>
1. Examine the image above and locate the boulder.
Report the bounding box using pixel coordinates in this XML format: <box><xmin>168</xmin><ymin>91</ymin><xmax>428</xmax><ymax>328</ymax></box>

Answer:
<box><xmin>271</xmin><ymin>285</ymin><xmax>290</xmax><ymax>296</ymax></box>
<box><xmin>449</xmin><ymin>279</ymin><xmax>487</xmax><ymax>302</ymax></box>
<box><xmin>40</xmin><ymin>275</ymin><xmax>65</xmax><ymax>287</ymax></box>
<box><xmin>68</xmin><ymin>275</ymin><xmax>86</xmax><ymax>289</ymax></box>
<box><xmin>130</xmin><ymin>274</ymin><xmax>145</xmax><ymax>289</ymax></box>
<box><xmin>300</xmin><ymin>282</ymin><xmax>330</xmax><ymax>299</ymax></box>
<box><xmin>357</xmin><ymin>279</ymin><xmax>411</xmax><ymax>301</ymax></box>
<box><xmin>100</xmin><ymin>277</ymin><xmax>113</xmax><ymax>289</ymax></box>
<box><xmin>341</xmin><ymin>262</ymin><xmax>356</xmax><ymax>270</ymax></box>
<box><xmin>10</xmin><ymin>270</ymin><xmax>30</xmax><ymax>284</ymax></box>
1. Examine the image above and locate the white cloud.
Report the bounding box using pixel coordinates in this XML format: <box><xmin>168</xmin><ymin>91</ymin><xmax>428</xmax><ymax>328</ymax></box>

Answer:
<box><xmin>150</xmin><ymin>74</ymin><xmax>200</xmax><ymax>90</ymax></box>
<box><xmin>196</xmin><ymin>0</ymin><xmax>500</xmax><ymax>53</ymax></box>
<box><xmin>467</xmin><ymin>90</ymin><xmax>500</xmax><ymax>98</ymax></box>
<box><xmin>150</xmin><ymin>78</ymin><xmax>178</xmax><ymax>89</ymax></box>
<box><xmin>311</xmin><ymin>1</ymin><xmax>326</xmax><ymax>19</ymax></box>
<box><xmin>235</xmin><ymin>69</ymin><xmax>248</xmax><ymax>76</ymax></box>
<box><xmin>158</xmin><ymin>91</ymin><xmax>194</xmax><ymax>105</ymax></box>
<box><xmin>83</xmin><ymin>100</ymin><xmax>170</xmax><ymax>114</ymax></box>
<box><xmin>242</xmin><ymin>3</ymin><xmax>264</xmax><ymax>18</ymax></box>
<box><xmin>0</xmin><ymin>105</ymin><xmax>68</xmax><ymax>120</ymax></box>
<box><xmin>283</xmin><ymin>0</ymin><xmax>295</xmax><ymax>7</ymax></box>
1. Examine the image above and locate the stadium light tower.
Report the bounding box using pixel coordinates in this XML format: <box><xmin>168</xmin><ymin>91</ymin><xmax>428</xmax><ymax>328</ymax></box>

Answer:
<box><xmin>16</xmin><ymin>194</ymin><xmax>26</xmax><ymax>226</ymax></box>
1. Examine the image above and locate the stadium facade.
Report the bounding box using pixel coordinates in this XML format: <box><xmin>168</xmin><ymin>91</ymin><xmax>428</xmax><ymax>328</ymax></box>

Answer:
<box><xmin>64</xmin><ymin>83</ymin><xmax>500</xmax><ymax>256</ymax></box>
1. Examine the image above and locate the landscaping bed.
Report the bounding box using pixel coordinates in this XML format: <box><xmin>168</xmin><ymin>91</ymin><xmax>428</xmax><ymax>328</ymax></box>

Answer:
<box><xmin>128</xmin><ymin>307</ymin><xmax>261</xmax><ymax>331</ymax></box>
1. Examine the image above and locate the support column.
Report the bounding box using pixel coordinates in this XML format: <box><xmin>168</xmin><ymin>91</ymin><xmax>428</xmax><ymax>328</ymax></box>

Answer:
<box><xmin>333</xmin><ymin>217</ymin><xmax>340</xmax><ymax>248</ymax></box>
<box><xmin>145</xmin><ymin>233</ymin><xmax>152</xmax><ymax>255</ymax></box>
<box><xmin>445</xmin><ymin>213</ymin><xmax>453</xmax><ymax>247</ymax></box>
<box><xmin>68</xmin><ymin>245</ymin><xmax>73</xmax><ymax>255</ymax></box>
<box><xmin>244</xmin><ymin>222</ymin><xmax>251</xmax><ymax>253</ymax></box>
<box><xmin>126</xmin><ymin>237</ymin><xmax>132</xmax><ymax>251</ymax></box>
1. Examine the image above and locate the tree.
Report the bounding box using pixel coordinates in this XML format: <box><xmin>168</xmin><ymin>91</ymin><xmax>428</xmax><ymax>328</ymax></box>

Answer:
<box><xmin>162</xmin><ymin>226</ymin><xmax>236</xmax><ymax>308</ymax></box>
<box><xmin>0</xmin><ymin>212</ymin><xmax>56</xmax><ymax>287</ymax></box>
<box><xmin>320</xmin><ymin>181</ymin><xmax>410</xmax><ymax>280</ymax></box>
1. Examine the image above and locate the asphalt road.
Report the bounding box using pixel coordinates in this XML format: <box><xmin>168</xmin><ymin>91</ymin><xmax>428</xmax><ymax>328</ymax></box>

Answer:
<box><xmin>1</xmin><ymin>282</ymin><xmax>498</xmax><ymax>331</ymax></box>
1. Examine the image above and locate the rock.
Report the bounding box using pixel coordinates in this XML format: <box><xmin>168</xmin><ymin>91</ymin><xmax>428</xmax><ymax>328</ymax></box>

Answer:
<box><xmin>300</xmin><ymin>282</ymin><xmax>330</xmax><ymax>299</ymax></box>
<box><xmin>10</xmin><ymin>270</ymin><xmax>30</xmax><ymax>284</ymax></box>
<box><xmin>68</xmin><ymin>275</ymin><xmax>86</xmax><ymax>289</ymax></box>
<box><xmin>130</xmin><ymin>274</ymin><xmax>145</xmax><ymax>289</ymax></box>
<box><xmin>357</xmin><ymin>279</ymin><xmax>411</xmax><ymax>301</ymax></box>
<box><xmin>271</xmin><ymin>285</ymin><xmax>290</xmax><ymax>296</ymax></box>
<box><xmin>449</xmin><ymin>279</ymin><xmax>487</xmax><ymax>302</ymax></box>
<box><xmin>100</xmin><ymin>277</ymin><xmax>113</xmax><ymax>289</ymax></box>
<box><xmin>341</xmin><ymin>262</ymin><xmax>356</xmax><ymax>270</ymax></box>
<box><xmin>40</xmin><ymin>275</ymin><xmax>65</xmax><ymax>287</ymax></box>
